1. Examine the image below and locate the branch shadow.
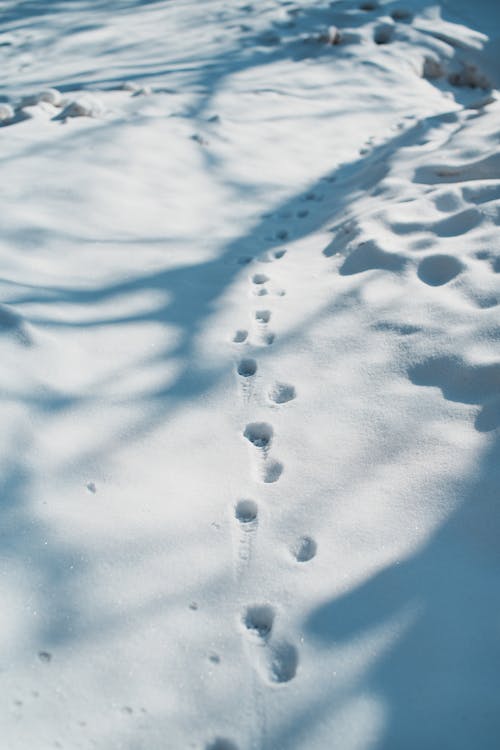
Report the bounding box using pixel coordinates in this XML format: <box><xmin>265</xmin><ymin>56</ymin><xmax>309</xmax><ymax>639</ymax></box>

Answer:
<box><xmin>303</xmin><ymin>432</ymin><xmax>500</xmax><ymax>748</ymax></box>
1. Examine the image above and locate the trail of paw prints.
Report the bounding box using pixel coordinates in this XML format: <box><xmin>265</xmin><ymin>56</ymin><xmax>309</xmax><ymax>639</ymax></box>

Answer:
<box><xmin>240</xmin><ymin>604</ymin><xmax>299</xmax><ymax>685</ymax></box>
<box><xmin>223</xmin><ymin>233</ymin><xmax>305</xmax><ymax>750</ymax></box>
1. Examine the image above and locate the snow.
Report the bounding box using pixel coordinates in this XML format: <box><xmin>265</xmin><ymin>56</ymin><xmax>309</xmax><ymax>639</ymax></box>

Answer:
<box><xmin>0</xmin><ymin>0</ymin><xmax>499</xmax><ymax>748</ymax></box>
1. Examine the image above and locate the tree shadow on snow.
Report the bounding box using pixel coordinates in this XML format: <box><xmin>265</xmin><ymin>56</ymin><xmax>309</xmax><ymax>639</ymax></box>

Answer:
<box><xmin>0</xmin><ymin>1</ymin><xmax>498</xmax><ymax>747</ymax></box>
<box><xmin>300</xmin><ymin>433</ymin><xmax>500</xmax><ymax>750</ymax></box>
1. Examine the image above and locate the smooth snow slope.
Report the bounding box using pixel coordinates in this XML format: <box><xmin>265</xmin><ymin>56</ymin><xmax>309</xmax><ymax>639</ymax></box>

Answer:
<box><xmin>0</xmin><ymin>1</ymin><xmax>499</xmax><ymax>748</ymax></box>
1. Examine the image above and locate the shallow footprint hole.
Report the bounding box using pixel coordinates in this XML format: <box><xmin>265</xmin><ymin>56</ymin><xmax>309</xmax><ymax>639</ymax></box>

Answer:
<box><xmin>244</xmin><ymin>422</ymin><xmax>273</xmax><ymax>448</ymax></box>
<box><xmin>242</xmin><ymin>604</ymin><xmax>275</xmax><ymax>638</ymax></box>
<box><xmin>252</xmin><ymin>273</ymin><xmax>269</xmax><ymax>285</ymax></box>
<box><xmin>235</xmin><ymin>499</ymin><xmax>258</xmax><ymax>524</ymax></box>
<box><xmin>233</xmin><ymin>330</ymin><xmax>248</xmax><ymax>343</ymax></box>
<box><xmin>268</xmin><ymin>641</ymin><xmax>299</xmax><ymax>683</ymax></box>
<box><xmin>292</xmin><ymin>536</ymin><xmax>317</xmax><ymax>562</ymax></box>
<box><xmin>263</xmin><ymin>460</ymin><xmax>283</xmax><ymax>483</ymax></box>
<box><xmin>255</xmin><ymin>310</ymin><xmax>271</xmax><ymax>324</ymax></box>
<box><xmin>237</xmin><ymin>358</ymin><xmax>257</xmax><ymax>377</ymax></box>
<box><xmin>269</xmin><ymin>382</ymin><xmax>296</xmax><ymax>404</ymax></box>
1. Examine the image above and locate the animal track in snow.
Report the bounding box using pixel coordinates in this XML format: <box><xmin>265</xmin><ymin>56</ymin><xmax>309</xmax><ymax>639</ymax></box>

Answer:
<box><xmin>254</xmin><ymin>309</ymin><xmax>275</xmax><ymax>345</ymax></box>
<box><xmin>252</xmin><ymin>273</ymin><xmax>269</xmax><ymax>285</ymax></box>
<box><xmin>233</xmin><ymin>500</ymin><xmax>258</xmax><ymax>575</ymax></box>
<box><xmin>261</xmin><ymin>332</ymin><xmax>275</xmax><ymax>346</ymax></box>
<box><xmin>243</xmin><ymin>424</ymin><xmax>283</xmax><ymax>483</ymax></box>
<box><xmin>262</xmin><ymin>459</ymin><xmax>283</xmax><ymax>484</ymax></box>
<box><xmin>237</xmin><ymin>358</ymin><xmax>257</xmax><ymax>377</ymax></box>
<box><xmin>237</xmin><ymin>358</ymin><xmax>257</xmax><ymax>402</ymax></box>
<box><xmin>273</xmin><ymin>249</ymin><xmax>287</xmax><ymax>259</ymax></box>
<box><xmin>244</xmin><ymin>422</ymin><xmax>273</xmax><ymax>451</ymax></box>
<box><xmin>235</xmin><ymin>499</ymin><xmax>258</xmax><ymax>525</ymax></box>
<box><xmin>291</xmin><ymin>536</ymin><xmax>317</xmax><ymax>562</ymax></box>
<box><xmin>255</xmin><ymin>310</ymin><xmax>271</xmax><ymax>324</ymax></box>
<box><xmin>266</xmin><ymin>641</ymin><xmax>299</xmax><ymax>683</ymax></box>
<box><xmin>252</xmin><ymin>273</ymin><xmax>270</xmax><ymax>296</ymax></box>
<box><xmin>232</xmin><ymin>330</ymin><xmax>248</xmax><ymax>343</ymax></box>
<box><xmin>268</xmin><ymin>382</ymin><xmax>296</xmax><ymax>404</ymax></box>
<box><xmin>417</xmin><ymin>254</ymin><xmax>464</xmax><ymax>286</ymax></box>
<box><xmin>242</xmin><ymin>604</ymin><xmax>275</xmax><ymax>639</ymax></box>
<box><xmin>241</xmin><ymin>606</ymin><xmax>298</xmax><ymax>684</ymax></box>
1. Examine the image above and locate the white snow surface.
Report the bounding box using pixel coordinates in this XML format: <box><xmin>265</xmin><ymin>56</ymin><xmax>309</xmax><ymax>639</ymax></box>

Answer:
<box><xmin>1</xmin><ymin>0</ymin><xmax>499</xmax><ymax>748</ymax></box>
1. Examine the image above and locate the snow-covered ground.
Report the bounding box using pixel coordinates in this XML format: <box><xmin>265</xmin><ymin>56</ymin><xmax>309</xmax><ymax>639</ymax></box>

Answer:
<box><xmin>1</xmin><ymin>0</ymin><xmax>499</xmax><ymax>748</ymax></box>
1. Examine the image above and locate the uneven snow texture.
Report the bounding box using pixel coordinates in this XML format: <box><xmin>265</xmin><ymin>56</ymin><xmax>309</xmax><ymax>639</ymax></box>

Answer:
<box><xmin>0</xmin><ymin>0</ymin><xmax>499</xmax><ymax>748</ymax></box>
